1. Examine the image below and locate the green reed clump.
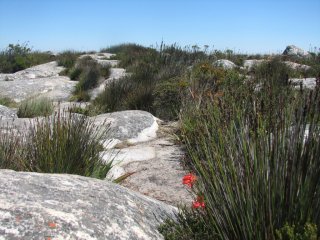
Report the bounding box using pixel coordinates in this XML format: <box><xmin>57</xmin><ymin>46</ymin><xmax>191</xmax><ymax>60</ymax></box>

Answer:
<box><xmin>160</xmin><ymin>83</ymin><xmax>320</xmax><ymax>239</ymax></box>
<box><xmin>17</xmin><ymin>97</ymin><xmax>53</xmax><ymax>118</ymax></box>
<box><xmin>0</xmin><ymin>126</ymin><xmax>23</xmax><ymax>170</ymax></box>
<box><xmin>22</xmin><ymin>111</ymin><xmax>111</xmax><ymax>179</ymax></box>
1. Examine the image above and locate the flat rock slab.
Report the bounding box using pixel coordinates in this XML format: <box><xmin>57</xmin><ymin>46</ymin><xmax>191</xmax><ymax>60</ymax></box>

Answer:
<box><xmin>104</xmin><ymin>121</ymin><xmax>194</xmax><ymax>206</ymax></box>
<box><xmin>0</xmin><ymin>105</ymin><xmax>17</xmax><ymax>118</ymax></box>
<box><xmin>0</xmin><ymin>62</ymin><xmax>76</xmax><ymax>102</ymax></box>
<box><xmin>0</xmin><ymin>170</ymin><xmax>176</xmax><ymax>240</ymax></box>
<box><xmin>92</xmin><ymin>110</ymin><xmax>158</xmax><ymax>143</ymax></box>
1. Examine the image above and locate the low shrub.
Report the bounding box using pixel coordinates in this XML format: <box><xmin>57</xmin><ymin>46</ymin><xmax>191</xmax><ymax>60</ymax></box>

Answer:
<box><xmin>276</xmin><ymin>222</ymin><xmax>318</xmax><ymax>240</ymax></box>
<box><xmin>93</xmin><ymin>79</ymin><xmax>129</xmax><ymax>112</ymax></box>
<box><xmin>56</xmin><ymin>50</ymin><xmax>81</xmax><ymax>73</ymax></box>
<box><xmin>17</xmin><ymin>97</ymin><xmax>53</xmax><ymax>118</ymax></box>
<box><xmin>69</xmin><ymin>67</ymin><xmax>82</xmax><ymax>80</ymax></box>
<box><xmin>152</xmin><ymin>77</ymin><xmax>186</xmax><ymax>120</ymax></box>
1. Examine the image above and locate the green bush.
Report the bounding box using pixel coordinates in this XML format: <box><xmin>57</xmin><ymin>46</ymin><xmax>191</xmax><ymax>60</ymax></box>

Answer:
<box><xmin>276</xmin><ymin>223</ymin><xmax>318</xmax><ymax>240</ymax></box>
<box><xmin>22</xmin><ymin>111</ymin><xmax>112</xmax><ymax>179</ymax></box>
<box><xmin>56</xmin><ymin>50</ymin><xmax>81</xmax><ymax>72</ymax></box>
<box><xmin>152</xmin><ymin>77</ymin><xmax>186</xmax><ymax>120</ymax></box>
<box><xmin>100</xmin><ymin>64</ymin><xmax>111</xmax><ymax>78</ymax></box>
<box><xmin>17</xmin><ymin>97</ymin><xmax>53</xmax><ymax>118</ymax></box>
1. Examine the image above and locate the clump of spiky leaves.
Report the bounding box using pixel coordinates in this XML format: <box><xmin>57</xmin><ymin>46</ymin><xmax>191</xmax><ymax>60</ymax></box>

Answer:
<box><xmin>17</xmin><ymin>97</ymin><xmax>53</xmax><ymax>118</ymax></box>
<box><xmin>160</xmin><ymin>81</ymin><xmax>320</xmax><ymax>239</ymax></box>
<box><xmin>22</xmin><ymin>111</ymin><xmax>111</xmax><ymax>179</ymax></box>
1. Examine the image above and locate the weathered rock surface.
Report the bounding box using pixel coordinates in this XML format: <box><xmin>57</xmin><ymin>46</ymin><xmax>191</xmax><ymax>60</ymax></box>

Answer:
<box><xmin>102</xmin><ymin>121</ymin><xmax>193</xmax><ymax>206</ymax></box>
<box><xmin>284</xmin><ymin>61</ymin><xmax>311</xmax><ymax>71</ymax></box>
<box><xmin>0</xmin><ymin>169</ymin><xmax>176</xmax><ymax>240</ymax></box>
<box><xmin>283</xmin><ymin>45</ymin><xmax>310</xmax><ymax>57</ymax></box>
<box><xmin>213</xmin><ymin>59</ymin><xmax>237</xmax><ymax>69</ymax></box>
<box><xmin>92</xmin><ymin>110</ymin><xmax>158</xmax><ymax>144</ymax></box>
<box><xmin>290</xmin><ymin>77</ymin><xmax>317</xmax><ymax>89</ymax></box>
<box><xmin>243</xmin><ymin>59</ymin><xmax>266</xmax><ymax>70</ymax></box>
<box><xmin>0</xmin><ymin>105</ymin><xmax>17</xmax><ymax>118</ymax></box>
<box><xmin>0</xmin><ymin>62</ymin><xmax>76</xmax><ymax>102</ymax></box>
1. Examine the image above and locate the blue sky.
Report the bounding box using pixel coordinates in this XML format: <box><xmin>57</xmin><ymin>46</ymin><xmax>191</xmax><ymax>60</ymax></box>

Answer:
<box><xmin>0</xmin><ymin>0</ymin><xmax>319</xmax><ymax>53</ymax></box>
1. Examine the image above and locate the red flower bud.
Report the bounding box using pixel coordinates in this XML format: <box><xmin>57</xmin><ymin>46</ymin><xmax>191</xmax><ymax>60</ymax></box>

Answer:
<box><xmin>182</xmin><ymin>173</ymin><xmax>197</xmax><ymax>188</ymax></box>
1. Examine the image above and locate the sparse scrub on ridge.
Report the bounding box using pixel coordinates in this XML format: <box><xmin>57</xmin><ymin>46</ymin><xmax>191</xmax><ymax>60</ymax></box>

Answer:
<box><xmin>94</xmin><ymin>43</ymin><xmax>213</xmax><ymax>118</ymax></box>
<box><xmin>71</xmin><ymin>56</ymin><xmax>111</xmax><ymax>101</ymax></box>
<box><xmin>0</xmin><ymin>43</ymin><xmax>55</xmax><ymax>73</ymax></box>
<box><xmin>17</xmin><ymin>97</ymin><xmax>54</xmax><ymax>118</ymax></box>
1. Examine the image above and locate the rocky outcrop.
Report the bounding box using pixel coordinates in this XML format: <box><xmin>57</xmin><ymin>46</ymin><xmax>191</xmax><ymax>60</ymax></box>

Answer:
<box><xmin>213</xmin><ymin>59</ymin><xmax>237</xmax><ymax>69</ymax></box>
<box><xmin>284</xmin><ymin>61</ymin><xmax>311</xmax><ymax>71</ymax></box>
<box><xmin>243</xmin><ymin>59</ymin><xmax>266</xmax><ymax>71</ymax></box>
<box><xmin>92</xmin><ymin>110</ymin><xmax>158</xmax><ymax>144</ymax></box>
<box><xmin>0</xmin><ymin>61</ymin><xmax>76</xmax><ymax>102</ymax></box>
<box><xmin>0</xmin><ymin>105</ymin><xmax>17</xmax><ymax>118</ymax></box>
<box><xmin>283</xmin><ymin>45</ymin><xmax>310</xmax><ymax>57</ymax></box>
<box><xmin>290</xmin><ymin>77</ymin><xmax>317</xmax><ymax>89</ymax></box>
<box><xmin>0</xmin><ymin>170</ymin><xmax>176</xmax><ymax>239</ymax></box>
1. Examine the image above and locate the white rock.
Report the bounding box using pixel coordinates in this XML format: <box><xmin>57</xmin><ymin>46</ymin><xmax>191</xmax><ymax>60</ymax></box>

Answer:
<box><xmin>213</xmin><ymin>59</ymin><xmax>237</xmax><ymax>69</ymax></box>
<box><xmin>0</xmin><ymin>170</ymin><xmax>176</xmax><ymax>239</ymax></box>
<box><xmin>283</xmin><ymin>45</ymin><xmax>310</xmax><ymax>57</ymax></box>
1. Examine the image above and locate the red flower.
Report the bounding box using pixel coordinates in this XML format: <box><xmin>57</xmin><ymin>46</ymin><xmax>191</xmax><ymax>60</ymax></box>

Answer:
<box><xmin>192</xmin><ymin>196</ymin><xmax>205</xmax><ymax>209</ymax></box>
<box><xmin>48</xmin><ymin>222</ymin><xmax>57</xmax><ymax>229</ymax></box>
<box><xmin>182</xmin><ymin>173</ymin><xmax>197</xmax><ymax>188</ymax></box>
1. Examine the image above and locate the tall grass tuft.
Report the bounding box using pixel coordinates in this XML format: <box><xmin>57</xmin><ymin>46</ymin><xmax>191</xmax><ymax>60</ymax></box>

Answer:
<box><xmin>160</xmin><ymin>85</ymin><xmax>320</xmax><ymax>239</ymax></box>
<box><xmin>0</xmin><ymin>125</ymin><xmax>23</xmax><ymax>170</ymax></box>
<box><xmin>22</xmin><ymin>111</ymin><xmax>112</xmax><ymax>179</ymax></box>
<box><xmin>17</xmin><ymin>97</ymin><xmax>53</xmax><ymax>118</ymax></box>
